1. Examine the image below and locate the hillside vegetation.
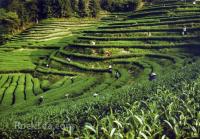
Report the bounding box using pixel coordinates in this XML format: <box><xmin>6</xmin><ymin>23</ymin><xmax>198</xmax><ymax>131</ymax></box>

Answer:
<box><xmin>0</xmin><ymin>0</ymin><xmax>200</xmax><ymax>138</ymax></box>
<box><xmin>0</xmin><ymin>0</ymin><xmax>141</xmax><ymax>44</ymax></box>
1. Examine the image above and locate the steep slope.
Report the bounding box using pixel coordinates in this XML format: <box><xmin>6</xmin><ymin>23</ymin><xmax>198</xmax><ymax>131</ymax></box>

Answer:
<box><xmin>0</xmin><ymin>0</ymin><xmax>200</xmax><ymax>138</ymax></box>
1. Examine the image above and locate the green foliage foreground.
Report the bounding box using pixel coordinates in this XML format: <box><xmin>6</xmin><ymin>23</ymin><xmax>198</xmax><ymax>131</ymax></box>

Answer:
<box><xmin>0</xmin><ymin>60</ymin><xmax>200</xmax><ymax>138</ymax></box>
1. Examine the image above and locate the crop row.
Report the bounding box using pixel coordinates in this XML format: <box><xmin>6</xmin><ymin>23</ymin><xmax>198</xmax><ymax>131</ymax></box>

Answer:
<box><xmin>59</xmin><ymin>50</ymin><xmax>143</xmax><ymax>61</ymax></box>
<box><xmin>78</xmin><ymin>36</ymin><xmax>198</xmax><ymax>41</ymax></box>
<box><xmin>51</xmin><ymin>56</ymin><xmax>109</xmax><ymax>72</ymax></box>
<box><xmin>128</xmin><ymin>10</ymin><xmax>168</xmax><ymax>18</ymax></box>
<box><xmin>69</xmin><ymin>43</ymin><xmax>199</xmax><ymax>49</ymax></box>
<box><xmin>41</xmin><ymin>76</ymin><xmax>99</xmax><ymax>102</ymax></box>
<box><xmin>113</xmin><ymin>15</ymin><xmax>200</xmax><ymax>25</ymax></box>
<box><xmin>84</xmin><ymin>27</ymin><xmax>200</xmax><ymax>34</ymax></box>
<box><xmin>36</xmin><ymin>67</ymin><xmax>78</xmax><ymax>76</ymax></box>
<box><xmin>59</xmin><ymin>49</ymin><xmax>179</xmax><ymax>65</ymax></box>
<box><xmin>99</xmin><ymin>18</ymin><xmax>200</xmax><ymax>29</ymax></box>
<box><xmin>0</xmin><ymin>74</ymin><xmax>42</xmax><ymax>106</ymax></box>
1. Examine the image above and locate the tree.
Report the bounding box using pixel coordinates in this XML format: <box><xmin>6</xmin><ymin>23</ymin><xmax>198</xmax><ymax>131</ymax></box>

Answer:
<box><xmin>71</xmin><ymin>0</ymin><xmax>79</xmax><ymax>15</ymax></box>
<box><xmin>100</xmin><ymin>0</ymin><xmax>112</xmax><ymax>11</ymax></box>
<box><xmin>0</xmin><ymin>0</ymin><xmax>13</xmax><ymax>8</ymax></box>
<box><xmin>134</xmin><ymin>0</ymin><xmax>143</xmax><ymax>10</ymax></box>
<box><xmin>0</xmin><ymin>8</ymin><xmax>19</xmax><ymax>43</ymax></box>
<box><xmin>25</xmin><ymin>0</ymin><xmax>39</xmax><ymax>23</ymax></box>
<box><xmin>78</xmin><ymin>0</ymin><xmax>87</xmax><ymax>17</ymax></box>
<box><xmin>58</xmin><ymin>0</ymin><xmax>73</xmax><ymax>17</ymax></box>
<box><xmin>6</xmin><ymin>0</ymin><xmax>27</xmax><ymax>28</ymax></box>
<box><xmin>37</xmin><ymin>0</ymin><xmax>53</xmax><ymax>18</ymax></box>
<box><xmin>89</xmin><ymin>0</ymin><xmax>100</xmax><ymax>17</ymax></box>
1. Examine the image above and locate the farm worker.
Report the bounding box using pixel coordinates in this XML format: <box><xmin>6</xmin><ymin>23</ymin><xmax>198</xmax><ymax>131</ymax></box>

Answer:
<box><xmin>183</xmin><ymin>26</ymin><xmax>187</xmax><ymax>32</ymax></box>
<box><xmin>36</xmin><ymin>18</ymin><xmax>39</xmax><ymax>24</ymax></box>
<box><xmin>105</xmin><ymin>51</ymin><xmax>112</xmax><ymax>57</ymax></box>
<box><xmin>91</xmin><ymin>41</ymin><xmax>96</xmax><ymax>46</ymax></box>
<box><xmin>66</xmin><ymin>57</ymin><xmax>71</xmax><ymax>62</ymax></box>
<box><xmin>109</xmin><ymin>65</ymin><xmax>113</xmax><ymax>73</ymax></box>
<box><xmin>182</xmin><ymin>26</ymin><xmax>187</xmax><ymax>36</ymax></box>
<box><xmin>115</xmin><ymin>15</ymin><xmax>118</xmax><ymax>18</ymax></box>
<box><xmin>46</xmin><ymin>64</ymin><xmax>49</xmax><ymax>68</ymax></box>
<box><xmin>70</xmin><ymin>77</ymin><xmax>74</xmax><ymax>83</ymax></box>
<box><xmin>65</xmin><ymin>94</ymin><xmax>69</xmax><ymax>98</ymax></box>
<box><xmin>193</xmin><ymin>1</ymin><xmax>196</xmax><ymax>4</ymax></box>
<box><xmin>38</xmin><ymin>96</ymin><xmax>44</xmax><ymax>104</ymax></box>
<box><xmin>149</xmin><ymin>72</ymin><xmax>157</xmax><ymax>81</ymax></box>
<box><xmin>93</xmin><ymin>93</ymin><xmax>98</xmax><ymax>97</ymax></box>
<box><xmin>115</xmin><ymin>71</ymin><xmax>120</xmax><ymax>79</ymax></box>
<box><xmin>148</xmin><ymin>32</ymin><xmax>152</xmax><ymax>37</ymax></box>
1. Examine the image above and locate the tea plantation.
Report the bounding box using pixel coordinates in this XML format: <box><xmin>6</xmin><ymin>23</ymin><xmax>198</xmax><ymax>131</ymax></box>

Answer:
<box><xmin>0</xmin><ymin>0</ymin><xmax>200</xmax><ymax>138</ymax></box>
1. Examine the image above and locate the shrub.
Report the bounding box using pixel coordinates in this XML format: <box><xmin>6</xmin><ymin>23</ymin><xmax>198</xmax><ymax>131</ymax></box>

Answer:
<box><xmin>25</xmin><ymin>74</ymin><xmax>34</xmax><ymax>99</ymax></box>
<box><xmin>100</xmin><ymin>0</ymin><xmax>142</xmax><ymax>12</ymax></box>
<box><xmin>49</xmin><ymin>77</ymin><xmax>68</xmax><ymax>89</ymax></box>
<box><xmin>14</xmin><ymin>85</ymin><xmax>25</xmax><ymax>104</ymax></box>
<box><xmin>32</xmin><ymin>78</ymin><xmax>43</xmax><ymax>95</ymax></box>
<box><xmin>41</xmin><ymin>80</ymin><xmax>50</xmax><ymax>91</ymax></box>
<box><xmin>51</xmin><ymin>56</ymin><xmax>109</xmax><ymax>72</ymax></box>
<box><xmin>60</xmin><ymin>50</ymin><xmax>143</xmax><ymax>61</ymax></box>
<box><xmin>36</xmin><ymin>67</ymin><xmax>77</xmax><ymax>76</ymax></box>
<box><xmin>70</xmin><ymin>42</ymin><xmax>197</xmax><ymax>49</ymax></box>
<box><xmin>100</xmin><ymin>18</ymin><xmax>200</xmax><ymax>29</ymax></box>
<box><xmin>0</xmin><ymin>75</ymin><xmax>9</xmax><ymax>88</ymax></box>
<box><xmin>3</xmin><ymin>83</ymin><xmax>16</xmax><ymax>106</ymax></box>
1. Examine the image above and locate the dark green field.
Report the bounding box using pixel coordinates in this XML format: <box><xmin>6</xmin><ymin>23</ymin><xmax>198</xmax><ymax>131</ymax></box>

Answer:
<box><xmin>0</xmin><ymin>0</ymin><xmax>200</xmax><ymax>138</ymax></box>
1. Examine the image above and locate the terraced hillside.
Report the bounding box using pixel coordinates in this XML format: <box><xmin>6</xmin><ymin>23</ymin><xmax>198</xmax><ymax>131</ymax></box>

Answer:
<box><xmin>0</xmin><ymin>0</ymin><xmax>200</xmax><ymax>138</ymax></box>
<box><xmin>2</xmin><ymin>18</ymin><xmax>100</xmax><ymax>49</ymax></box>
<box><xmin>0</xmin><ymin>18</ymin><xmax>102</xmax><ymax>72</ymax></box>
<box><xmin>44</xmin><ymin>0</ymin><xmax>200</xmax><ymax>82</ymax></box>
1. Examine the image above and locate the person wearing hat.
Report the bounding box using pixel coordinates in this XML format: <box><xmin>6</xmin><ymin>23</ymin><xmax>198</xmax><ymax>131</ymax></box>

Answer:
<box><xmin>149</xmin><ymin>72</ymin><xmax>157</xmax><ymax>81</ymax></box>
<box><xmin>46</xmin><ymin>64</ymin><xmax>49</xmax><ymax>68</ymax></box>
<box><xmin>93</xmin><ymin>93</ymin><xmax>98</xmax><ymax>97</ymax></box>
<box><xmin>70</xmin><ymin>77</ymin><xmax>74</xmax><ymax>84</ymax></box>
<box><xmin>115</xmin><ymin>70</ymin><xmax>120</xmax><ymax>79</ymax></box>
<box><xmin>66</xmin><ymin>57</ymin><xmax>71</xmax><ymax>62</ymax></box>
<box><xmin>108</xmin><ymin>65</ymin><xmax>113</xmax><ymax>73</ymax></box>
<box><xmin>38</xmin><ymin>96</ymin><xmax>44</xmax><ymax>104</ymax></box>
<box><xmin>91</xmin><ymin>41</ymin><xmax>96</xmax><ymax>46</ymax></box>
<box><xmin>182</xmin><ymin>26</ymin><xmax>187</xmax><ymax>35</ymax></box>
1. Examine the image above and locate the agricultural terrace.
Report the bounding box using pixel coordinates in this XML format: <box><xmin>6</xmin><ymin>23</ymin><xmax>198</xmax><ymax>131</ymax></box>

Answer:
<box><xmin>0</xmin><ymin>0</ymin><xmax>200</xmax><ymax>138</ymax></box>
